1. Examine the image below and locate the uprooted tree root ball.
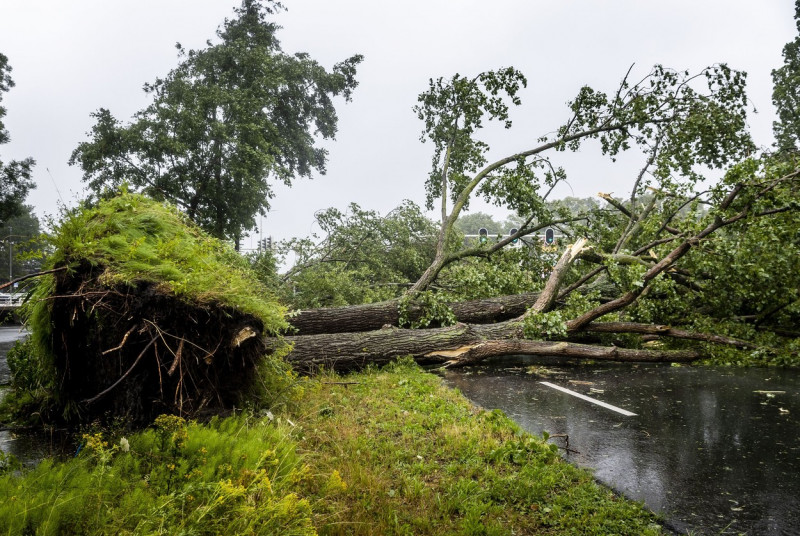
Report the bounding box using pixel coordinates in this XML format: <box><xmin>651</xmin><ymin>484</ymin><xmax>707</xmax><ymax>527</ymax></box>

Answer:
<box><xmin>19</xmin><ymin>192</ymin><xmax>288</xmax><ymax>424</ymax></box>
<box><xmin>50</xmin><ymin>271</ymin><xmax>266</xmax><ymax>423</ymax></box>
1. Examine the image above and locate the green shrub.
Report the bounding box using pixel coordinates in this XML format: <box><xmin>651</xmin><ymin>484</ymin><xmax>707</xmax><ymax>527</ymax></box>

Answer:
<box><xmin>25</xmin><ymin>192</ymin><xmax>287</xmax><ymax>347</ymax></box>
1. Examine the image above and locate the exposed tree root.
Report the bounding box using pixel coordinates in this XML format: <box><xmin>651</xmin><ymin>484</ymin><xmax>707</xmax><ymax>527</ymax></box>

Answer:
<box><xmin>45</xmin><ymin>267</ymin><xmax>267</xmax><ymax>424</ymax></box>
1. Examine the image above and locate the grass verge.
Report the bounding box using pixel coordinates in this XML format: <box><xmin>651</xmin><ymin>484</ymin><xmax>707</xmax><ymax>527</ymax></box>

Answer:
<box><xmin>0</xmin><ymin>358</ymin><xmax>663</xmax><ymax>535</ymax></box>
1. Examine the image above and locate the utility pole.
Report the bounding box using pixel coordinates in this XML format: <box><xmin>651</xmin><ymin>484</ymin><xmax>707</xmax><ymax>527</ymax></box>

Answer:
<box><xmin>6</xmin><ymin>227</ymin><xmax>11</xmax><ymax>284</ymax></box>
<box><xmin>2</xmin><ymin>227</ymin><xmax>22</xmax><ymax>285</ymax></box>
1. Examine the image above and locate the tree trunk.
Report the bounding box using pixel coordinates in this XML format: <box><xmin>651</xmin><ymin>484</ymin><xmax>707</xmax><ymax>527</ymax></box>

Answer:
<box><xmin>530</xmin><ymin>238</ymin><xmax>587</xmax><ymax>314</ymax></box>
<box><xmin>279</xmin><ymin>320</ymin><xmax>702</xmax><ymax>371</ymax></box>
<box><xmin>287</xmin><ymin>292</ymin><xmax>542</xmax><ymax>335</ymax></box>
<box><xmin>282</xmin><ymin>323</ymin><xmax>479</xmax><ymax>370</ymax></box>
<box><xmin>277</xmin><ymin>306</ymin><xmax>764</xmax><ymax>371</ymax></box>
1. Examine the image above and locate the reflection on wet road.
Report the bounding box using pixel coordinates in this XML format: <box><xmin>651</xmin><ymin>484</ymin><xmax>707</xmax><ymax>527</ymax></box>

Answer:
<box><xmin>0</xmin><ymin>325</ymin><xmax>27</xmax><ymax>385</ymax></box>
<box><xmin>442</xmin><ymin>359</ymin><xmax>800</xmax><ymax>535</ymax></box>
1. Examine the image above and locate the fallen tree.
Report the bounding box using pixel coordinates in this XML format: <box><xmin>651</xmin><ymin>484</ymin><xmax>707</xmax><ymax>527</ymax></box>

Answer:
<box><xmin>280</xmin><ymin>322</ymin><xmax>704</xmax><ymax>371</ymax></box>
<box><xmin>278</xmin><ymin>164</ymin><xmax>800</xmax><ymax>370</ymax></box>
<box><xmin>267</xmin><ymin>56</ymin><xmax>800</xmax><ymax>371</ymax></box>
<box><xmin>279</xmin><ymin>318</ymin><xmax>748</xmax><ymax>371</ymax></box>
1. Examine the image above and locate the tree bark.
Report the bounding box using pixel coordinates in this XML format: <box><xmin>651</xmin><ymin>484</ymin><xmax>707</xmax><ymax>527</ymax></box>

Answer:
<box><xmin>282</xmin><ymin>323</ymin><xmax>482</xmax><ymax>370</ymax></box>
<box><xmin>287</xmin><ymin>292</ymin><xmax>541</xmax><ymax>335</ymax></box>
<box><xmin>279</xmin><ymin>320</ymin><xmax>702</xmax><ymax>371</ymax></box>
<box><xmin>581</xmin><ymin>321</ymin><xmax>754</xmax><ymax>348</ymax></box>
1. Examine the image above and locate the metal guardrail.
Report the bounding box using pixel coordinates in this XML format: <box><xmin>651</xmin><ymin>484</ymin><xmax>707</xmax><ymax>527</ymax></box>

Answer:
<box><xmin>0</xmin><ymin>293</ymin><xmax>24</xmax><ymax>307</ymax></box>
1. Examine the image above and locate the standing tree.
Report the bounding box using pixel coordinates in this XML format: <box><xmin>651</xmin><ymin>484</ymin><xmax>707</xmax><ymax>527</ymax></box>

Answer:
<box><xmin>772</xmin><ymin>0</ymin><xmax>800</xmax><ymax>153</ymax></box>
<box><xmin>453</xmin><ymin>211</ymin><xmax>507</xmax><ymax>235</ymax></box>
<box><xmin>277</xmin><ymin>201</ymin><xmax>440</xmax><ymax>308</ymax></box>
<box><xmin>70</xmin><ymin>0</ymin><xmax>362</xmax><ymax>247</ymax></box>
<box><xmin>0</xmin><ymin>52</ymin><xmax>35</xmax><ymax>225</ymax></box>
<box><xmin>0</xmin><ymin>205</ymin><xmax>43</xmax><ymax>285</ymax></box>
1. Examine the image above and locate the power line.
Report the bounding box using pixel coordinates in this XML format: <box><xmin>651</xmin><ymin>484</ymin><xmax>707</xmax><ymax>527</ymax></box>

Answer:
<box><xmin>46</xmin><ymin>167</ymin><xmax>65</xmax><ymax>206</ymax></box>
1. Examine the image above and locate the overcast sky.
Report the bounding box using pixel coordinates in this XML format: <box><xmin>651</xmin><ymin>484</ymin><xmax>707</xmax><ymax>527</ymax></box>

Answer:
<box><xmin>0</xmin><ymin>1</ymin><xmax>795</xmax><ymax>248</ymax></box>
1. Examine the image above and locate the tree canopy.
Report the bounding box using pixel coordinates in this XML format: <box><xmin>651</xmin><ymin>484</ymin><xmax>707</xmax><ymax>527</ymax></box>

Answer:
<box><xmin>0</xmin><ymin>205</ymin><xmax>42</xmax><ymax>285</ymax></box>
<box><xmin>772</xmin><ymin>0</ymin><xmax>800</xmax><ymax>153</ymax></box>
<box><xmin>0</xmin><ymin>52</ymin><xmax>35</xmax><ymax>226</ymax></box>
<box><xmin>70</xmin><ymin>0</ymin><xmax>362</xmax><ymax>247</ymax></box>
<box><xmin>272</xmin><ymin>200</ymin><xmax>439</xmax><ymax>308</ymax></box>
<box><xmin>409</xmin><ymin>62</ymin><xmax>754</xmax><ymax>293</ymax></box>
<box><xmin>453</xmin><ymin>211</ymin><xmax>509</xmax><ymax>236</ymax></box>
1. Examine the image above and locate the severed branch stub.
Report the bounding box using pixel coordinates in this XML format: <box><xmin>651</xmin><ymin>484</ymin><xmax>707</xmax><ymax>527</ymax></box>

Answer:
<box><xmin>530</xmin><ymin>238</ymin><xmax>588</xmax><ymax>314</ymax></box>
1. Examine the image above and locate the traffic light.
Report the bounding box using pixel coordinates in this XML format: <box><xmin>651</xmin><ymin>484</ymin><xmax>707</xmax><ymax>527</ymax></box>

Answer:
<box><xmin>545</xmin><ymin>228</ymin><xmax>555</xmax><ymax>245</ymax></box>
<box><xmin>479</xmin><ymin>228</ymin><xmax>488</xmax><ymax>245</ymax></box>
<box><xmin>509</xmin><ymin>228</ymin><xmax>519</xmax><ymax>244</ymax></box>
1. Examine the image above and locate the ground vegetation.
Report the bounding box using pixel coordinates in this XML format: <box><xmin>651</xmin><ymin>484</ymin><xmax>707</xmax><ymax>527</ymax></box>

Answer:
<box><xmin>0</xmin><ymin>360</ymin><xmax>664</xmax><ymax>535</ymax></box>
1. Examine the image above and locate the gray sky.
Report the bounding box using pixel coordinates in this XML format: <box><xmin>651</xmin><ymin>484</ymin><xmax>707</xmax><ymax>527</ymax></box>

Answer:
<box><xmin>0</xmin><ymin>1</ymin><xmax>795</xmax><ymax>248</ymax></box>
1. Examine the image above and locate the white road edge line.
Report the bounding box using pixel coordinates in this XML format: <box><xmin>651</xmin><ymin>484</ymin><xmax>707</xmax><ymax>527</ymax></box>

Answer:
<box><xmin>539</xmin><ymin>381</ymin><xmax>637</xmax><ymax>417</ymax></box>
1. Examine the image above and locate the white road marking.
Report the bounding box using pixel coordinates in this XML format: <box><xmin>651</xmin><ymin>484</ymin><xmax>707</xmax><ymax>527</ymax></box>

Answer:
<box><xmin>540</xmin><ymin>381</ymin><xmax>637</xmax><ymax>417</ymax></box>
